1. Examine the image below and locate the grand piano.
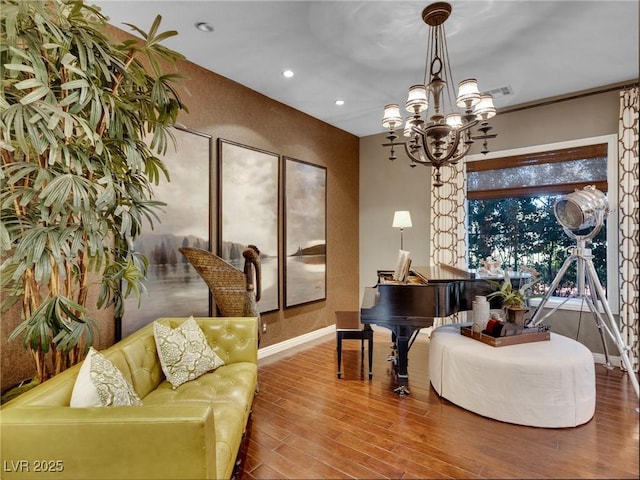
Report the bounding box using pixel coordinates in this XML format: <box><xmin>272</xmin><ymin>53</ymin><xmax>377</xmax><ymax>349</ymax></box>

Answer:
<box><xmin>360</xmin><ymin>264</ymin><xmax>499</xmax><ymax>395</ymax></box>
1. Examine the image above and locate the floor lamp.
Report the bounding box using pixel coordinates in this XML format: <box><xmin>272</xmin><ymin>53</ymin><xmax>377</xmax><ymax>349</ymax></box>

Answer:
<box><xmin>529</xmin><ymin>186</ymin><xmax>639</xmax><ymax>401</ymax></box>
<box><xmin>392</xmin><ymin>211</ymin><xmax>412</xmax><ymax>250</ymax></box>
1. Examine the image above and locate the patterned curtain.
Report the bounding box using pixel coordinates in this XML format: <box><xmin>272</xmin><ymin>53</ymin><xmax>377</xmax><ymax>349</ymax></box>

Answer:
<box><xmin>618</xmin><ymin>86</ymin><xmax>639</xmax><ymax>372</ymax></box>
<box><xmin>429</xmin><ymin>162</ymin><xmax>467</xmax><ymax>325</ymax></box>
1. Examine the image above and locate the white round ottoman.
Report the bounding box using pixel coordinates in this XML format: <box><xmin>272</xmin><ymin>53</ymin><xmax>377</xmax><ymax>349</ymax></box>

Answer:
<box><xmin>429</xmin><ymin>323</ymin><xmax>596</xmax><ymax>428</ymax></box>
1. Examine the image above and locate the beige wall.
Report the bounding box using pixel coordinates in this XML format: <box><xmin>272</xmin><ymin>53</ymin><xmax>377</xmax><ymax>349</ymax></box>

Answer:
<box><xmin>1</xmin><ymin>27</ymin><xmax>360</xmax><ymax>392</ymax></box>
<box><xmin>359</xmin><ymin>135</ymin><xmax>432</xmax><ymax>289</ymax></box>
<box><xmin>359</xmin><ymin>89</ymin><xmax>627</xmax><ymax>359</ymax></box>
<box><xmin>469</xmin><ymin>89</ymin><xmax>621</xmax><ymax>154</ymax></box>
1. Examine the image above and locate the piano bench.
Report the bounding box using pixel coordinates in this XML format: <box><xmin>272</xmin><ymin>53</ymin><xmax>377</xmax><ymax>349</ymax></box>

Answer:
<box><xmin>335</xmin><ymin>311</ymin><xmax>373</xmax><ymax>380</ymax></box>
<box><xmin>429</xmin><ymin>323</ymin><xmax>596</xmax><ymax>428</ymax></box>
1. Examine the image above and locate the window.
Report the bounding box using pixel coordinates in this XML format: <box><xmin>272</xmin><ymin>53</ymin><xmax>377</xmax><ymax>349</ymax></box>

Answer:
<box><xmin>465</xmin><ymin>136</ymin><xmax>619</xmax><ymax>312</ymax></box>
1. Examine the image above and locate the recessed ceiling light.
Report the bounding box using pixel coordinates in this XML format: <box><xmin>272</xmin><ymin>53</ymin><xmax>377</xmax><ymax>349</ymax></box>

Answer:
<box><xmin>195</xmin><ymin>22</ymin><xmax>214</xmax><ymax>33</ymax></box>
<box><xmin>282</xmin><ymin>69</ymin><xmax>294</xmax><ymax>78</ymax></box>
<box><xmin>335</xmin><ymin>100</ymin><xmax>345</xmax><ymax>106</ymax></box>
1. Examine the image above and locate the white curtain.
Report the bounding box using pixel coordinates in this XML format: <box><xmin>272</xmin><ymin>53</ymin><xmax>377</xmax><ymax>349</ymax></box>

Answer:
<box><xmin>429</xmin><ymin>162</ymin><xmax>467</xmax><ymax>325</ymax></box>
<box><xmin>618</xmin><ymin>86</ymin><xmax>639</xmax><ymax>372</ymax></box>
<box><xmin>429</xmin><ymin>163</ymin><xmax>467</xmax><ymax>268</ymax></box>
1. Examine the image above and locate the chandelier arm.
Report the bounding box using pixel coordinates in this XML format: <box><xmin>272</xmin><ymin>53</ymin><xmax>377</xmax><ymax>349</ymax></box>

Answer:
<box><xmin>413</xmin><ymin>118</ymin><xmax>478</xmax><ymax>139</ymax></box>
<box><xmin>414</xmin><ymin>121</ymin><xmax>476</xmax><ymax>166</ymax></box>
<box><xmin>436</xmin><ymin>132</ymin><xmax>472</xmax><ymax>165</ymax></box>
<box><xmin>457</xmin><ymin>118</ymin><xmax>479</xmax><ymax>133</ymax></box>
<box><xmin>448</xmin><ymin>139</ymin><xmax>473</xmax><ymax>163</ymax></box>
<box><xmin>382</xmin><ymin>138</ymin><xmax>403</xmax><ymax>161</ymax></box>
<box><xmin>403</xmin><ymin>140</ymin><xmax>429</xmax><ymax>165</ymax></box>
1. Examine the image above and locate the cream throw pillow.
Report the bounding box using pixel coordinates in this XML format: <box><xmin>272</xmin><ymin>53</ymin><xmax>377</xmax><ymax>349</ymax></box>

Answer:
<box><xmin>153</xmin><ymin>316</ymin><xmax>225</xmax><ymax>389</ymax></box>
<box><xmin>70</xmin><ymin>347</ymin><xmax>142</xmax><ymax>407</ymax></box>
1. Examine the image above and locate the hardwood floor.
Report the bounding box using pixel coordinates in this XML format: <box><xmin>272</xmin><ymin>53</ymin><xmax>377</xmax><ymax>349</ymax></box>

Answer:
<box><xmin>238</xmin><ymin>329</ymin><xmax>640</xmax><ymax>479</ymax></box>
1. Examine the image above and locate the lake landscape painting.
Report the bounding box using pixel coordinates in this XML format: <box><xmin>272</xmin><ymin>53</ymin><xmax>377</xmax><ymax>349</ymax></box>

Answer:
<box><xmin>218</xmin><ymin>139</ymin><xmax>280</xmax><ymax>313</ymax></box>
<box><xmin>122</xmin><ymin>127</ymin><xmax>212</xmax><ymax>337</ymax></box>
<box><xmin>284</xmin><ymin>157</ymin><xmax>326</xmax><ymax>307</ymax></box>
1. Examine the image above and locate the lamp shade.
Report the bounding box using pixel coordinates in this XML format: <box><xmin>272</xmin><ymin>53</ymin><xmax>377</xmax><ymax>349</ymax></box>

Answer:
<box><xmin>403</xmin><ymin>117</ymin><xmax>417</xmax><ymax>137</ymax></box>
<box><xmin>405</xmin><ymin>85</ymin><xmax>428</xmax><ymax>113</ymax></box>
<box><xmin>456</xmin><ymin>78</ymin><xmax>481</xmax><ymax>108</ymax></box>
<box><xmin>392</xmin><ymin>210</ymin><xmax>413</xmax><ymax>228</ymax></box>
<box><xmin>445</xmin><ymin>113</ymin><xmax>463</xmax><ymax>129</ymax></box>
<box><xmin>474</xmin><ymin>94</ymin><xmax>496</xmax><ymax>120</ymax></box>
<box><xmin>382</xmin><ymin>104</ymin><xmax>402</xmax><ymax>130</ymax></box>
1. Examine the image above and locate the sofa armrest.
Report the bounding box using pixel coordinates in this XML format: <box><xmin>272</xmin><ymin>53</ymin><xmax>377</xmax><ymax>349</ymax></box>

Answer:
<box><xmin>0</xmin><ymin>404</ymin><xmax>217</xmax><ymax>480</ymax></box>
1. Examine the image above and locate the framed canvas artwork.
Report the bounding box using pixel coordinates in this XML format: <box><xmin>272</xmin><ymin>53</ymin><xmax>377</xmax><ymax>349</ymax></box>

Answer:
<box><xmin>218</xmin><ymin>139</ymin><xmax>280</xmax><ymax>313</ymax></box>
<box><xmin>283</xmin><ymin>157</ymin><xmax>327</xmax><ymax>307</ymax></box>
<box><xmin>121</xmin><ymin>126</ymin><xmax>213</xmax><ymax>338</ymax></box>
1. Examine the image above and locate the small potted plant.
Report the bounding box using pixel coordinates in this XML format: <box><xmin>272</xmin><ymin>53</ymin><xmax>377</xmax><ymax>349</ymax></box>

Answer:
<box><xmin>487</xmin><ymin>267</ymin><xmax>540</xmax><ymax>326</ymax></box>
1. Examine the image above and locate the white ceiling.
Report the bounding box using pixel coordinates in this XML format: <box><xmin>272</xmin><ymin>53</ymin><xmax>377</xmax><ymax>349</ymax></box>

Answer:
<box><xmin>93</xmin><ymin>0</ymin><xmax>639</xmax><ymax>137</ymax></box>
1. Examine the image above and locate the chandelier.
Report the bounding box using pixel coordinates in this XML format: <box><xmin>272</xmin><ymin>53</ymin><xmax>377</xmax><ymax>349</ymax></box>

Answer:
<box><xmin>382</xmin><ymin>2</ymin><xmax>497</xmax><ymax>187</ymax></box>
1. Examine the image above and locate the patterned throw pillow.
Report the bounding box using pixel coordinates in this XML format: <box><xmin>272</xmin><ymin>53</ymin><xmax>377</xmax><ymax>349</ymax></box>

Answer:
<box><xmin>153</xmin><ymin>316</ymin><xmax>225</xmax><ymax>389</ymax></box>
<box><xmin>70</xmin><ymin>347</ymin><xmax>143</xmax><ymax>407</ymax></box>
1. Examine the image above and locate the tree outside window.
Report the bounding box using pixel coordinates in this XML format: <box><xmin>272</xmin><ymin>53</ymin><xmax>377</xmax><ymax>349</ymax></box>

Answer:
<box><xmin>468</xmin><ymin>195</ymin><xmax>608</xmax><ymax>297</ymax></box>
<box><xmin>466</xmin><ymin>143</ymin><xmax>609</xmax><ymax>300</ymax></box>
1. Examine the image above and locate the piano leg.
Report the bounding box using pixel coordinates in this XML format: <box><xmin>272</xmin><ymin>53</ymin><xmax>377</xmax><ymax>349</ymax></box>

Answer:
<box><xmin>391</xmin><ymin>326</ymin><xmax>414</xmax><ymax>396</ymax></box>
<box><xmin>387</xmin><ymin>339</ymin><xmax>397</xmax><ymax>364</ymax></box>
<box><xmin>394</xmin><ymin>385</ymin><xmax>410</xmax><ymax>396</ymax></box>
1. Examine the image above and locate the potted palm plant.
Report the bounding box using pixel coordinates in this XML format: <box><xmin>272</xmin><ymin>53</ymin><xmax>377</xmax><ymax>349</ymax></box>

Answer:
<box><xmin>1</xmin><ymin>0</ymin><xmax>187</xmax><ymax>385</ymax></box>
<box><xmin>486</xmin><ymin>268</ymin><xmax>540</xmax><ymax>326</ymax></box>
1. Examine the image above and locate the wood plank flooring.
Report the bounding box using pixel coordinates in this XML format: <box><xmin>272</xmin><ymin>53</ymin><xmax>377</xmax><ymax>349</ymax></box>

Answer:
<box><xmin>238</xmin><ymin>329</ymin><xmax>640</xmax><ymax>479</ymax></box>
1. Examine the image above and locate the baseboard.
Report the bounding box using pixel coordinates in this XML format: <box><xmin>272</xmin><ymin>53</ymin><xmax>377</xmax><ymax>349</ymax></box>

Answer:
<box><xmin>257</xmin><ymin>326</ymin><xmax>626</xmax><ymax>369</ymax></box>
<box><xmin>593</xmin><ymin>352</ymin><xmax>621</xmax><ymax>368</ymax></box>
<box><xmin>258</xmin><ymin>325</ymin><xmax>335</xmax><ymax>360</ymax></box>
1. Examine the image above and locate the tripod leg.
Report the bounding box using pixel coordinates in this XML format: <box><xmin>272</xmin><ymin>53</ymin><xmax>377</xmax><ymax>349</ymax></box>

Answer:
<box><xmin>530</xmin><ymin>255</ymin><xmax>577</xmax><ymax>326</ymax></box>
<box><xmin>584</xmin><ymin>259</ymin><xmax>640</xmax><ymax>399</ymax></box>
<box><xmin>582</xmin><ymin>265</ymin><xmax>613</xmax><ymax>368</ymax></box>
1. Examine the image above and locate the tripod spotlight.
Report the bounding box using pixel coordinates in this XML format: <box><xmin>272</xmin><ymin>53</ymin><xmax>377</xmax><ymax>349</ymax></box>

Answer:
<box><xmin>554</xmin><ymin>186</ymin><xmax>609</xmax><ymax>235</ymax></box>
<box><xmin>530</xmin><ymin>185</ymin><xmax>639</xmax><ymax>399</ymax></box>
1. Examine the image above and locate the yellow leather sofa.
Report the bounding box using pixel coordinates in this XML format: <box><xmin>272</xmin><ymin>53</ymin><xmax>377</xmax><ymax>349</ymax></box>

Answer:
<box><xmin>1</xmin><ymin>317</ymin><xmax>258</xmax><ymax>480</ymax></box>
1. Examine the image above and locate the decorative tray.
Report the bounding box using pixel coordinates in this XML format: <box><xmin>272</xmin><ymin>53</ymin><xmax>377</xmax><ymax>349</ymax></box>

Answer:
<box><xmin>460</xmin><ymin>326</ymin><xmax>550</xmax><ymax>347</ymax></box>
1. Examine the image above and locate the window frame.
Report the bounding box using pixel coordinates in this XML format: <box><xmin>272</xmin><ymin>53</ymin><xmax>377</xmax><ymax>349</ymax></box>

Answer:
<box><xmin>465</xmin><ymin>135</ymin><xmax>619</xmax><ymax>313</ymax></box>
